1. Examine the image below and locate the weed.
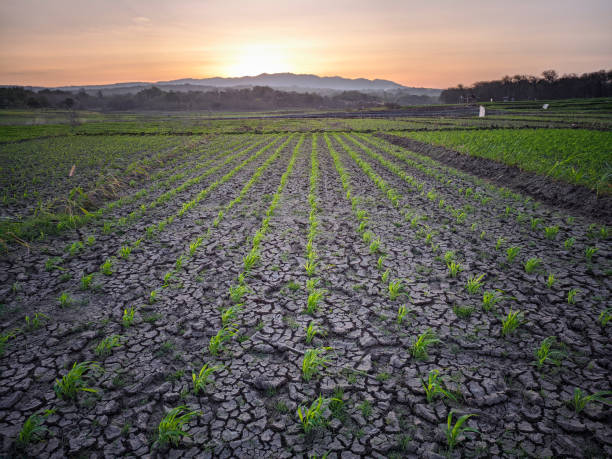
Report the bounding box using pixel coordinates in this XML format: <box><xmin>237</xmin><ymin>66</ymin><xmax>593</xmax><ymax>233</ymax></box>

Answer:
<box><xmin>304</xmin><ymin>259</ymin><xmax>317</xmax><ymax>277</ymax></box>
<box><xmin>443</xmin><ymin>251</ymin><xmax>455</xmax><ymax>263</ymax></box>
<box><xmin>94</xmin><ymin>335</ymin><xmax>122</xmax><ymax>357</ymax></box>
<box><xmin>287</xmin><ymin>280</ymin><xmax>300</xmax><ymax>291</ymax></box>
<box><xmin>524</xmin><ymin>257</ymin><xmax>542</xmax><ymax>274</ymax></box>
<box><xmin>192</xmin><ymin>363</ymin><xmax>222</xmax><ymax>395</ymax></box>
<box><xmin>444</xmin><ymin>410</ymin><xmax>479</xmax><ymax>454</ymax></box>
<box><xmin>535</xmin><ymin>336</ymin><xmax>565</xmax><ymax>369</ymax></box>
<box><xmin>54</xmin><ymin>361</ymin><xmax>101</xmax><ymax>400</ymax></box>
<box><xmin>530</xmin><ymin>217</ymin><xmax>541</xmax><ymax>230</ymax></box>
<box><xmin>359</xmin><ymin>400</ymin><xmax>372</xmax><ymax>418</ymax></box>
<box><xmin>465</xmin><ymin>274</ymin><xmax>485</xmax><ymax>294</ymax></box>
<box><xmin>45</xmin><ymin>257</ymin><xmax>63</xmax><ymax>271</ymax></box>
<box><xmin>567</xmin><ymin>288</ymin><xmax>580</xmax><ymax>304</ymax></box>
<box><xmin>388</xmin><ymin>279</ymin><xmax>402</xmax><ymax>300</ymax></box>
<box><xmin>453</xmin><ymin>305</ymin><xmax>474</xmax><ymax>318</ymax></box>
<box><xmin>501</xmin><ymin>309</ymin><xmax>524</xmax><ymax>336</ymax></box>
<box><xmin>421</xmin><ymin>369</ymin><xmax>457</xmax><ymax>403</ymax></box>
<box><xmin>155</xmin><ymin>405</ymin><xmax>200</xmax><ymax>447</ymax></box>
<box><xmin>122</xmin><ymin>307</ymin><xmax>135</xmax><ymax>327</ymax></box>
<box><xmin>86</xmin><ymin>235</ymin><xmax>96</xmax><ymax>246</ymax></box>
<box><xmin>302</xmin><ymin>347</ymin><xmax>332</xmax><ymax>381</ymax></box>
<box><xmin>410</xmin><ymin>329</ymin><xmax>439</xmax><ymax>360</ymax></box>
<box><xmin>506</xmin><ymin>246</ymin><xmax>520</xmax><ymax>264</ymax></box>
<box><xmin>569</xmin><ymin>388</ymin><xmax>612</xmax><ymax>413</ymax></box>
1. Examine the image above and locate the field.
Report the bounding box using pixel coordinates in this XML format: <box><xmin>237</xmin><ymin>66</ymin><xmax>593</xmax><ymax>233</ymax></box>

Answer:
<box><xmin>0</xmin><ymin>103</ymin><xmax>611</xmax><ymax>458</ymax></box>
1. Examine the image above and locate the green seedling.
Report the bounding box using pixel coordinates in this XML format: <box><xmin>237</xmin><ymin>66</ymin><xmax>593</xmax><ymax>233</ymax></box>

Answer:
<box><xmin>567</xmin><ymin>288</ymin><xmax>579</xmax><ymax>304</ymax></box>
<box><xmin>377</xmin><ymin>255</ymin><xmax>385</xmax><ymax>270</ymax></box>
<box><xmin>297</xmin><ymin>395</ymin><xmax>331</xmax><ymax>434</ymax></box>
<box><xmin>208</xmin><ymin>324</ymin><xmax>237</xmax><ymax>356</ymax></box>
<box><xmin>397</xmin><ymin>305</ymin><xmax>408</xmax><ymax>325</ymax></box>
<box><xmin>80</xmin><ymin>273</ymin><xmax>94</xmax><ymax>290</ymax></box>
<box><xmin>546</xmin><ymin>273</ymin><xmax>556</xmax><ymax>288</ymax></box>
<box><xmin>443</xmin><ymin>251</ymin><xmax>455</xmax><ymax>263</ymax></box>
<box><xmin>0</xmin><ymin>330</ymin><xmax>16</xmax><ymax>356</ymax></box>
<box><xmin>524</xmin><ymin>257</ymin><xmax>542</xmax><ymax>274</ymax></box>
<box><xmin>149</xmin><ymin>290</ymin><xmax>158</xmax><ymax>304</ymax></box>
<box><xmin>506</xmin><ymin>246</ymin><xmax>520</xmax><ymax>264</ymax></box>
<box><xmin>388</xmin><ymin>279</ymin><xmax>402</xmax><ymax>300</ymax></box>
<box><xmin>189</xmin><ymin>237</ymin><xmax>203</xmax><ymax>257</ymax></box>
<box><xmin>530</xmin><ymin>217</ymin><xmax>541</xmax><ymax>230</ymax></box>
<box><xmin>118</xmin><ymin>245</ymin><xmax>131</xmax><ymax>259</ymax></box>
<box><xmin>569</xmin><ymin>388</ymin><xmax>612</xmax><ymax>414</ymax></box>
<box><xmin>410</xmin><ymin>329</ymin><xmax>439</xmax><ymax>360</ymax></box>
<box><xmin>192</xmin><ymin>363</ymin><xmax>221</xmax><ymax>395</ymax></box>
<box><xmin>100</xmin><ymin>259</ymin><xmax>113</xmax><ymax>275</ymax></box>
<box><xmin>421</xmin><ymin>369</ymin><xmax>457</xmax><ymax>403</ymax></box>
<box><xmin>447</xmin><ymin>261</ymin><xmax>463</xmax><ymax>278</ymax></box>
<box><xmin>495</xmin><ymin>237</ymin><xmax>505</xmax><ymax>250</ymax></box>
<box><xmin>564</xmin><ymin>237</ymin><xmax>575</xmax><ymax>249</ymax></box>
<box><xmin>306</xmin><ymin>277</ymin><xmax>319</xmax><ymax>292</ymax></box>
<box><xmin>306</xmin><ymin>289</ymin><xmax>326</xmax><ymax>314</ymax></box>
<box><xmin>85</xmin><ymin>235</ymin><xmax>95</xmax><ymax>246</ymax></box>
<box><xmin>544</xmin><ymin>225</ymin><xmax>559</xmax><ymax>240</ymax></box>
<box><xmin>16</xmin><ymin>410</ymin><xmax>54</xmax><ymax>448</ymax></box>
<box><xmin>482</xmin><ymin>290</ymin><xmax>502</xmax><ymax>311</ymax></box>
<box><xmin>54</xmin><ymin>361</ymin><xmax>101</xmax><ymax>400</ymax></box>
<box><xmin>155</xmin><ymin>405</ymin><xmax>200</xmax><ymax>447</ymax></box>
<box><xmin>598</xmin><ymin>308</ymin><xmax>611</xmax><ymax>326</ymax></box>
<box><xmin>501</xmin><ymin>309</ymin><xmax>524</xmax><ymax>337</ymax></box>
<box><xmin>175</xmin><ymin>255</ymin><xmax>185</xmax><ymax>270</ymax></box>
<box><xmin>535</xmin><ymin>336</ymin><xmax>565</xmax><ymax>369</ymax></box>
<box><xmin>221</xmin><ymin>304</ymin><xmax>242</xmax><ymax>326</ymax></box>
<box><xmin>243</xmin><ymin>248</ymin><xmax>260</xmax><ymax>271</ymax></box>
<box><xmin>465</xmin><ymin>274</ymin><xmax>485</xmax><ymax>294</ymax></box>
<box><xmin>229</xmin><ymin>283</ymin><xmax>249</xmax><ymax>303</ymax></box>
<box><xmin>362</xmin><ymin>231</ymin><xmax>374</xmax><ymax>244</ymax></box>
<box><xmin>25</xmin><ymin>312</ymin><xmax>48</xmax><ymax>331</ymax></box>
<box><xmin>369</xmin><ymin>238</ymin><xmax>381</xmax><ymax>254</ymax></box>
<box><xmin>94</xmin><ymin>335</ymin><xmax>122</xmax><ymax>357</ymax></box>
<box><xmin>304</xmin><ymin>260</ymin><xmax>317</xmax><ymax>277</ymax></box>
<box><xmin>381</xmin><ymin>269</ymin><xmax>390</xmax><ymax>283</ymax></box>
<box><xmin>585</xmin><ymin>246</ymin><xmax>598</xmax><ymax>262</ymax></box>
<box><xmin>305</xmin><ymin>322</ymin><xmax>323</xmax><ymax>344</ymax></box>
<box><xmin>122</xmin><ymin>307</ymin><xmax>135</xmax><ymax>327</ymax></box>
<box><xmin>302</xmin><ymin>347</ymin><xmax>332</xmax><ymax>381</ymax></box>
<box><xmin>58</xmin><ymin>292</ymin><xmax>72</xmax><ymax>308</ymax></box>
<box><xmin>444</xmin><ymin>411</ymin><xmax>479</xmax><ymax>454</ymax></box>
<box><xmin>45</xmin><ymin>257</ymin><xmax>63</xmax><ymax>272</ymax></box>
<box><xmin>68</xmin><ymin>241</ymin><xmax>84</xmax><ymax>256</ymax></box>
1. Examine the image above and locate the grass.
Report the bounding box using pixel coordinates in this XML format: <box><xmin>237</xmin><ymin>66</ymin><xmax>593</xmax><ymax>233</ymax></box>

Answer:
<box><xmin>54</xmin><ymin>361</ymin><xmax>101</xmax><ymax>400</ymax></box>
<box><xmin>302</xmin><ymin>347</ymin><xmax>332</xmax><ymax>381</ymax></box>
<box><xmin>359</xmin><ymin>400</ymin><xmax>372</xmax><ymax>418</ymax></box>
<box><xmin>585</xmin><ymin>246</ymin><xmax>598</xmax><ymax>262</ymax></box>
<box><xmin>410</xmin><ymin>329</ymin><xmax>439</xmax><ymax>360</ymax></box>
<box><xmin>192</xmin><ymin>363</ymin><xmax>222</xmax><ymax>394</ymax></box>
<box><xmin>155</xmin><ymin>405</ymin><xmax>201</xmax><ymax>447</ymax></box>
<box><xmin>599</xmin><ymin>308</ymin><xmax>611</xmax><ymax>326</ymax></box>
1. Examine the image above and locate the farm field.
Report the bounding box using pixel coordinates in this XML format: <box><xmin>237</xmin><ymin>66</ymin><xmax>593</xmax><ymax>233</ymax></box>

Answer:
<box><xmin>0</xmin><ymin>108</ymin><xmax>611</xmax><ymax>458</ymax></box>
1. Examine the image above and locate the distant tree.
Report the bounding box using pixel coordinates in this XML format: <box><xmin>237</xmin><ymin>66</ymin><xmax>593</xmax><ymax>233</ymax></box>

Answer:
<box><xmin>64</xmin><ymin>98</ymin><xmax>74</xmax><ymax>109</ymax></box>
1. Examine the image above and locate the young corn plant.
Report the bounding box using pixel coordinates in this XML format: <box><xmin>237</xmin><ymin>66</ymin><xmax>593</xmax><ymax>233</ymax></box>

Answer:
<box><xmin>369</xmin><ymin>238</ymin><xmax>381</xmax><ymax>254</ymax></box>
<box><xmin>118</xmin><ymin>245</ymin><xmax>131</xmax><ymax>259</ymax></box>
<box><xmin>377</xmin><ymin>255</ymin><xmax>385</xmax><ymax>270</ymax></box>
<box><xmin>444</xmin><ymin>411</ymin><xmax>479</xmax><ymax>454</ymax></box>
<box><xmin>381</xmin><ymin>269</ymin><xmax>390</xmax><ymax>283</ymax></box>
<box><xmin>306</xmin><ymin>289</ymin><xmax>326</xmax><ymax>315</ymax></box>
<box><xmin>303</xmin><ymin>259</ymin><xmax>318</xmax><ymax>277</ymax></box>
<box><xmin>598</xmin><ymin>308</ymin><xmax>611</xmax><ymax>327</ymax></box>
<box><xmin>585</xmin><ymin>246</ymin><xmax>598</xmax><ymax>262</ymax></box>
<box><xmin>58</xmin><ymin>292</ymin><xmax>72</xmax><ymax>308</ymax></box>
<box><xmin>94</xmin><ymin>335</ymin><xmax>122</xmax><ymax>357</ymax></box>
<box><xmin>188</xmin><ymin>237</ymin><xmax>203</xmax><ymax>257</ymax></box>
<box><xmin>208</xmin><ymin>324</ymin><xmax>237</xmax><ymax>356</ymax></box>
<box><xmin>0</xmin><ymin>330</ymin><xmax>15</xmax><ymax>356</ymax></box>
<box><xmin>569</xmin><ymin>388</ymin><xmax>612</xmax><ymax>414</ymax></box>
<box><xmin>410</xmin><ymin>329</ymin><xmax>439</xmax><ymax>360</ymax></box>
<box><xmin>564</xmin><ymin>237</ymin><xmax>575</xmax><ymax>250</ymax></box>
<box><xmin>100</xmin><ymin>258</ymin><xmax>113</xmax><ymax>275</ymax></box>
<box><xmin>534</xmin><ymin>336</ymin><xmax>565</xmax><ymax>369</ymax></box>
<box><xmin>16</xmin><ymin>410</ymin><xmax>54</xmax><ymax>448</ymax></box>
<box><xmin>447</xmin><ymin>261</ymin><xmax>463</xmax><ymax>278</ymax></box>
<box><xmin>221</xmin><ymin>304</ymin><xmax>242</xmax><ymax>326</ymax></box>
<box><xmin>155</xmin><ymin>405</ymin><xmax>201</xmax><ymax>448</ymax></box>
<box><xmin>54</xmin><ymin>361</ymin><xmax>101</xmax><ymax>400</ymax></box>
<box><xmin>24</xmin><ymin>312</ymin><xmax>48</xmax><ymax>331</ymax></box>
<box><xmin>388</xmin><ymin>279</ymin><xmax>402</xmax><ymax>300</ymax></box>
<box><xmin>305</xmin><ymin>322</ymin><xmax>323</xmax><ymax>344</ymax></box>
<box><xmin>482</xmin><ymin>290</ymin><xmax>502</xmax><ymax>312</ymax></box>
<box><xmin>397</xmin><ymin>305</ymin><xmax>409</xmax><ymax>325</ymax></box>
<box><xmin>501</xmin><ymin>309</ymin><xmax>524</xmax><ymax>337</ymax></box>
<box><xmin>229</xmin><ymin>283</ymin><xmax>249</xmax><ymax>304</ymax></box>
<box><xmin>192</xmin><ymin>363</ymin><xmax>221</xmax><ymax>395</ymax></box>
<box><xmin>243</xmin><ymin>248</ymin><xmax>260</xmax><ymax>272</ymax></box>
<box><xmin>122</xmin><ymin>307</ymin><xmax>135</xmax><ymax>327</ymax></box>
<box><xmin>546</xmin><ymin>273</ymin><xmax>556</xmax><ymax>288</ymax></box>
<box><xmin>421</xmin><ymin>369</ymin><xmax>457</xmax><ymax>403</ymax></box>
<box><xmin>302</xmin><ymin>347</ymin><xmax>332</xmax><ymax>381</ymax></box>
<box><xmin>297</xmin><ymin>395</ymin><xmax>331</xmax><ymax>434</ymax></box>
<box><xmin>80</xmin><ymin>273</ymin><xmax>94</xmax><ymax>290</ymax></box>
<box><xmin>524</xmin><ymin>257</ymin><xmax>542</xmax><ymax>274</ymax></box>
<box><xmin>495</xmin><ymin>237</ymin><xmax>505</xmax><ymax>250</ymax></box>
<box><xmin>465</xmin><ymin>274</ymin><xmax>485</xmax><ymax>294</ymax></box>
<box><xmin>567</xmin><ymin>288</ymin><xmax>579</xmax><ymax>304</ymax></box>
<box><xmin>544</xmin><ymin>225</ymin><xmax>559</xmax><ymax>240</ymax></box>
<box><xmin>506</xmin><ymin>246</ymin><xmax>520</xmax><ymax>264</ymax></box>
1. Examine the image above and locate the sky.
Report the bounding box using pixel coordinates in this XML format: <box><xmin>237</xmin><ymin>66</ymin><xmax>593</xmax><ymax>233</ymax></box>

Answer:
<box><xmin>1</xmin><ymin>0</ymin><xmax>611</xmax><ymax>88</ymax></box>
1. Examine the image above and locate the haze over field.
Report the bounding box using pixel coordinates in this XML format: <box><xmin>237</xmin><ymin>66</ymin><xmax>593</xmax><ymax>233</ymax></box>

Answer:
<box><xmin>1</xmin><ymin>0</ymin><xmax>611</xmax><ymax>89</ymax></box>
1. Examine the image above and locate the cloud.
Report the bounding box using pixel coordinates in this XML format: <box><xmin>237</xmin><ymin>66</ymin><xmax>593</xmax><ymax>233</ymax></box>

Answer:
<box><xmin>132</xmin><ymin>16</ymin><xmax>151</xmax><ymax>25</ymax></box>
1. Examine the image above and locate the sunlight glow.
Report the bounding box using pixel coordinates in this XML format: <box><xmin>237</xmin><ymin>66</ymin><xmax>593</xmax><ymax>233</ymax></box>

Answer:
<box><xmin>224</xmin><ymin>44</ymin><xmax>292</xmax><ymax>77</ymax></box>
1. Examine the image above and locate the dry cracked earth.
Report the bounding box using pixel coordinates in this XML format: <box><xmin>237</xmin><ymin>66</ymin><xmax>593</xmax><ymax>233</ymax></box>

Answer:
<box><xmin>0</xmin><ymin>132</ymin><xmax>610</xmax><ymax>458</ymax></box>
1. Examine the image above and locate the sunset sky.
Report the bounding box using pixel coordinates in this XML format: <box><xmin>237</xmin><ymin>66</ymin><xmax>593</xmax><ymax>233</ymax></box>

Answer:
<box><xmin>1</xmin><ymin>0</ymin><xmax>610</xmax><ymax>88</ymax></box>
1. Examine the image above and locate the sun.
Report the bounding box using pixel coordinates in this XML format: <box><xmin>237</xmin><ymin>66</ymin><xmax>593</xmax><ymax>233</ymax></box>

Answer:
<box><xmin>225</xmin><ymin>44</ymin><xmax>291</xmax><ymax>77</ymax></box>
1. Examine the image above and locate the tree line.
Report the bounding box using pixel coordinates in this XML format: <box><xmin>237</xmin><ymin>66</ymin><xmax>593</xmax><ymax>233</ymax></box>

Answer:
<box><xmin>440</xmin><ymin>70</ymin><xmax>611</xmax><ymax>103</ymax></box>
